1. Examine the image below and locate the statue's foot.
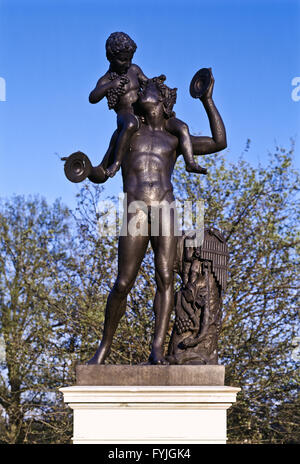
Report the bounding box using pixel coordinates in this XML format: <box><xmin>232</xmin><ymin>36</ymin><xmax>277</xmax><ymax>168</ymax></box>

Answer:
<box><xmin>186</xmin><ymin>163</ymin><xmax>207</xmax><ymax>175</ymax></box>
<box><xmin>86</xmin><ymin>346</ymin><xmax>110</xmax><ymax>365</ymax></box>
<box><xmin>148</xmin><ymin>348</ymin><xmax>169</xmax><ymax>365</ymax></box>
<box><xmin>86</xmin><ymin>354</ymin><xmax>103</xmax><ymax>365</ymax></box>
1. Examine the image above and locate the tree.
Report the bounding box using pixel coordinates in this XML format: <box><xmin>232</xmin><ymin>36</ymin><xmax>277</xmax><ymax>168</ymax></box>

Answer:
<box><xmin>172</xmin><ymin>142</ymin><xmax>299</xmax><ymax>443</ymax></box>
<box><xmin>0</xmin><ymin>142</ymin><xmax>298</xmax><ymax>443</ymax></box>
<box><xmin>0</xmin><ymin>195</ymin><xmax>74</xmax><ymax>443</ymax></box>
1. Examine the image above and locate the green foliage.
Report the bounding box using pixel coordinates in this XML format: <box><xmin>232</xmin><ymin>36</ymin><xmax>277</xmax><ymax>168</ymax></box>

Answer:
<box><xmin>0</xmin><ymin>195</ymin><xmax>73</xmax><ymax>443</ymax></box>
<box><xmin>172</xmin><ymin>142</ymin><xmax>300</xmax><ymax>443</ymax></box>
<box><xmin>0</xmin><ymin>144</ymin><xmax>299</xmax><ymax>443</ymax></box>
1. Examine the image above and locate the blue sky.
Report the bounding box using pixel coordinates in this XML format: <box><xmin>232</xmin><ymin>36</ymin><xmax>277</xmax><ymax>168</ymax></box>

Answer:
<box><xmin>0</xmin><ymin>0</ymin><xmax>299</xmax><ymax>208</ymax></box>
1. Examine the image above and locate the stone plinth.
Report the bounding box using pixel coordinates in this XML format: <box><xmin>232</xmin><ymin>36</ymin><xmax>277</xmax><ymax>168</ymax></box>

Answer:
<box><xmin>60</xmin><ymin>365</ymin><xmax>240</xmax><ymax>444</ymax></box>
<box><xmin>76</xmin><ymin>364</ymin><xmax>225</xmax><ymax>386</ymax></box>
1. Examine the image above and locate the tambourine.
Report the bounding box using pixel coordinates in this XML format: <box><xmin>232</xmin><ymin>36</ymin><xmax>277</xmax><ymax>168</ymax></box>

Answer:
<box><xmin>63</xmin><ymin>151</ymin><xmax>92</xmax><ymax>183</ymax></box>
<box><xmin>189</xmin><ymin>68</ymin><xmax>212</xmax><ymax>99</ymax></box>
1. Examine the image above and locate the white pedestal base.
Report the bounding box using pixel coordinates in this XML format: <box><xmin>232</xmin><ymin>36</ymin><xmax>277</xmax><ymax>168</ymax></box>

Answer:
<box><xmin>60</xmin><ymin>385</ymin><xmax>240</xmax><ymax>444</ymax></box>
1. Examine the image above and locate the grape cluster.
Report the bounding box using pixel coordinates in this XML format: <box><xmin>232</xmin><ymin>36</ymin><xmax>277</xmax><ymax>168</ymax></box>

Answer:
<box><xmin>107</xmin><ymin>73</ymin><xmax>130</xmax><ymax>110</ymax></box>
<box><xmin>175</xmin><ymin>316</ymin><xmax>192</xmax><ymax>335</ymax></box>
<box><xmin>107</xmin><ymin>87</ymin><xmax>118</xmax><ymax>109</ymax></box>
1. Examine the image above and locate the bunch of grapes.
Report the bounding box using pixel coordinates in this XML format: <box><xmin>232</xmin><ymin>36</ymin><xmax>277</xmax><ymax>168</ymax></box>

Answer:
<box><xmin>118</xmin><ymin>75</ymin><xmax>129</xmax><ymax>94</ymax></box>
<box><xmin>107</xmin><ymin>73</ymin><xmax>130</xmax><ymax>109</ymax></box>
<box><xmin>175</xmin><ymin>316</ymin><xmax>192</xmax><ymax>335</ymax></box>
<box><xmin>107</xmin><ymin>87</ymin><xmax>119</xmax><ymax>109</ymax></box>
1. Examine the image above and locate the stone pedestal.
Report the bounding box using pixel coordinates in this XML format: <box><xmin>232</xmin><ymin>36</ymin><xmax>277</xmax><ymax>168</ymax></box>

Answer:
<box><xmin>60</xmin><ymin>365</ymin><xmax>240</xmax><ymax>444</ymax></box>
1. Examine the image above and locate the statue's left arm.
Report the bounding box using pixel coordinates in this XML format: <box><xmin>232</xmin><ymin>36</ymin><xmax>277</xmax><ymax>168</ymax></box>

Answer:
<box><xmin>190</xmin><ymin>76</ymin><xmax>227</xmax><ymax>156</ymax></box>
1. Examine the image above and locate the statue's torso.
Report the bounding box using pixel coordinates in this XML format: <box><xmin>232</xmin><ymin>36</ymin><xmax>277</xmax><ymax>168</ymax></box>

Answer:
<box><xmin>114</xmin><ymin>67</ymin><xmax>141</xmax><ymax>112</ymax></box>
<box><xmin>121</xmin><ymin>124</ymin><xmax>178</xmax><ymax>204</ymax></box>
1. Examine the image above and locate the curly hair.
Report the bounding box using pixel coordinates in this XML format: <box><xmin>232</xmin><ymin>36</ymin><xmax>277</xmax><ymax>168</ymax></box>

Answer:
<box><xmin>106</xmin><ymin>32</ymin><xmax>137</xmax><ymax>61</ymax></box>
<box><xmin>149</xmin><ymin>75</ymin><xmax>177</xmax><ymax>119</ymax></box>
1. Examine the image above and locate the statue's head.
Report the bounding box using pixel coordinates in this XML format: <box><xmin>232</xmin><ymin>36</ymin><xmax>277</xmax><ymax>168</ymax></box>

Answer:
<box><xmin>138</xmin><ymin>75</ymin><xmax>177</xmax><ymax>119</ymax></box>
<box><xmin>106</xmin><ymin>32</ymin><xmax>137</xmax><ymax>74</ymax></box>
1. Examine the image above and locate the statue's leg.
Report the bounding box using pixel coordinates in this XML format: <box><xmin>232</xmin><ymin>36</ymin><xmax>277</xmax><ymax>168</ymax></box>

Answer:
<box><xmin>87</xmin><ymin>212</ymin><xmax>149</xmax><ymax>364</ymax></box>
<box><xmin>149</xmin><ymin>206</ymin><xmax>177</xmax><ymax>364</ymax></box>
<box><xmin>115</xmin><ymin>112</ymin><xmax>139</xmax><ymax>158</ymax></box>
<box><xmin>106</xmin><ymin>112</ymin><xmax>139</xmax><ymax>177</ymax></box>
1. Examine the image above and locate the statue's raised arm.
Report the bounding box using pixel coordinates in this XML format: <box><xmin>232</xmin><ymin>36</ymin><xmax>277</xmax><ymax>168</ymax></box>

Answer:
<box><xmin>189</xmin><ymin>68</ymin><xmax>227</xmax><ymax>156</ymax></box>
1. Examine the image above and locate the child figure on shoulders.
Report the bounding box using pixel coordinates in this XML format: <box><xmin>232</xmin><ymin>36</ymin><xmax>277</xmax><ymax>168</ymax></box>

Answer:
<box><xmin>89</xmin><ymin>32</ymin><xmax>207</xmax><ymax>178</ymax></box>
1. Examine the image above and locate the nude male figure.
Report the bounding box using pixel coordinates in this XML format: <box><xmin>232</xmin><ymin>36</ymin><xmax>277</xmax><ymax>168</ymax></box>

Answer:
<box><xmin>87</xmin><ymin>72</ymin><xmax>226</xmax><ymax>365</ymax></box>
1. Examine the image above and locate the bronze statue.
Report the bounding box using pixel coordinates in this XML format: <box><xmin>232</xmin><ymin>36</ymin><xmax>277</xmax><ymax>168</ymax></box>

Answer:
<box><xmin>63</xmin><ymin>32</ymin><xmax>227</xmax><ymax>365</ymax></box>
